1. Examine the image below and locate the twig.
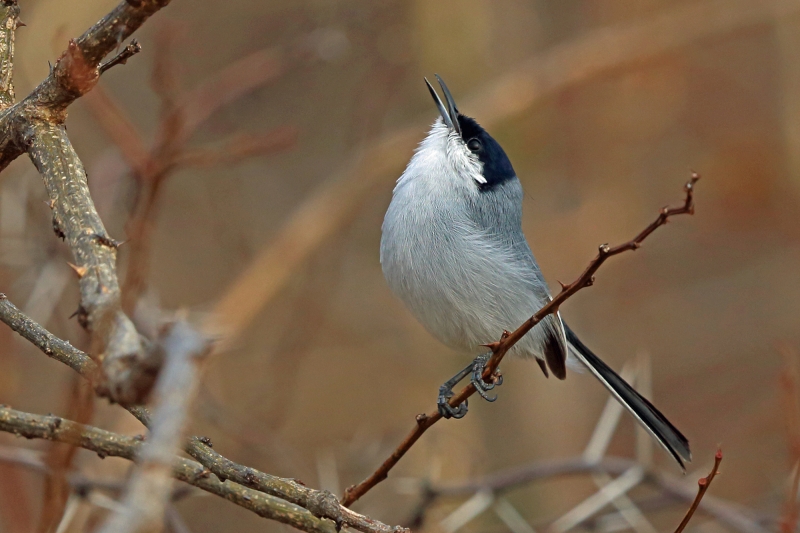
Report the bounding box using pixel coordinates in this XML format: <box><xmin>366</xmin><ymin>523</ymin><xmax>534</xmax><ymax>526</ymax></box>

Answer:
<box><xmin>0</xmin><ymin>406</ymin><xmax>337</xmax><ymax>533</ymax></box>
<box><xmin>674</xmin><ymin>448</ymin><xmax>723</xmax><ymax>533</ymax></box>
<box><xmin>341</xmin><ymin>175</ymin><xmax>699</xmax><ymax>507</ymax></box>
<box><xmin>0</xmin><ymin>296</ymin><xmax>407</xmax><ymax>533</ymax></box>
<box><xmin>0</xmin><ymin>0</ymin><xmax>174</xmax><ymax>406</ymax></box>
<box><xmin>97</xmin><ymin>321</ymin><xmax>209</xmax><ymax>533</ymax></box>
<box><xmin>83</xmin><ymin>42</ymin><xmax>289</xmax><ymax>313</ymax></box>
<box><xmin>98</xmin><ymin>39</ymin><xmax>142</xmax><ymax>74</ymax></box>
<box><xmin>0</xmin><ymin>294</ymin><xmax>96</xmax><ymax>378</ymax></box>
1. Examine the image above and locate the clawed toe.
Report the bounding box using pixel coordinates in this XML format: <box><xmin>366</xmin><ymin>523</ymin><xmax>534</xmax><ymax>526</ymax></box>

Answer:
<box><xmin>470</xmin><ymin>354</ymin><xmax>502</xmax><ymax>402</ymax></box>
<box><xmin>438</xmin><ymin>386</ymin><xmax>468</xmax><ymax>419</ymax></box>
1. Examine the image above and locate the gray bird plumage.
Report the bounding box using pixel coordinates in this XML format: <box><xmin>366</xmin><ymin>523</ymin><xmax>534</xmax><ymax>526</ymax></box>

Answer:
<box><xmin>379</xmin><ymin>76</ymin><xmax>691</xmax><ymax>469</ymax></box>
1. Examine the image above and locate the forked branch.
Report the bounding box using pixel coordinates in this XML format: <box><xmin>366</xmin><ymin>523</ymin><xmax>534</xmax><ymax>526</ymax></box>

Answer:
<box><xmin>341</xmin><ymin>174</ymin><xmax>700</xmax><ymax>507</ymax></box>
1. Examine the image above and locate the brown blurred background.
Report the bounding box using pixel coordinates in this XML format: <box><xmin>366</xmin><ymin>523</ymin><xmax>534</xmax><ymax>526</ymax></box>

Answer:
<box><xmin>1</xmin><ymin>0</ymin><xmax>800</xmax><ymax>531</ymax></box>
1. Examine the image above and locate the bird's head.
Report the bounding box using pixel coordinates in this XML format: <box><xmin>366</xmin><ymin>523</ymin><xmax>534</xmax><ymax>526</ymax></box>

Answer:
<box><xmin>416</xmin><ymin>75</ymin><xmax>517</xmax><ymax>192</ymax></box>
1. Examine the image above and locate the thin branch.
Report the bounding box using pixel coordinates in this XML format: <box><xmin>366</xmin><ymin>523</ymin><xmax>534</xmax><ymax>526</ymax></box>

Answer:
<box><xmin>0</xmin><ymin>294</ymin><xmax>96</xmax><ymax>378</ymax></box>
<box><xmin>185</xmin><ymin>438</ymin><xmax>409</xmax><ymax>533</ymax></box>
<box><xmin>0</xmin><ymin>406</ymin><xmax>337</xmax><ymax>533</ymax></box>
<box><xmin>0</xmin><ymin>295</ymin><xmax>407</xmax><ymax>533</ymax></box>
<box><xmin>674</xmin><ymin>449</ymin><xmax>723</xmax><ymax>533</ymax></box>
<box><xmin>97</xmin><ymin>321</ymin><xmax>209</xmax><ymax>533</ymax></box>
<box><xmin>98</xmin><ymin>39</ymin><xmax>142</xmax><ymax>75</ymax></box>
<box><xmin>84</xmin><ymin>43</ymin><xmax>289</xmax><ymax>313</ymax></box>
<box><xmin>341</xmin><ymin>175</ymin><xmax>699</xmax><ymax>507</ymax></box>
<box><xmin>0</xmin><ymin>0</ymin><xmax>20</xmax><ymax>109</ymax></box>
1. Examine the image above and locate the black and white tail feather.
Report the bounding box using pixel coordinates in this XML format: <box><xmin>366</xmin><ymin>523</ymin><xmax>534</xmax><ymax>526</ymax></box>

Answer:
<box><xmin>562</xmin><ymin>323</ymin><xmax>692</xmax><ymax>469</ymax></box>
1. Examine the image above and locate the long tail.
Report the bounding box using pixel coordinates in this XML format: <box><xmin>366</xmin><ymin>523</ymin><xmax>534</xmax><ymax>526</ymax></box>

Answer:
<box><xmin>564</xmin><ymin>324</ymin><xmax>691</xmax><ymax>470</ymax></box>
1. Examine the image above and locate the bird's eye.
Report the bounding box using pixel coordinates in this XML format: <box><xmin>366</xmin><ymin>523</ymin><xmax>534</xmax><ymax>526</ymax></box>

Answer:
<box><xmin>467</xmin><ymin>138</ymin><xmax>482</xmax><ymax>152</ymax></box>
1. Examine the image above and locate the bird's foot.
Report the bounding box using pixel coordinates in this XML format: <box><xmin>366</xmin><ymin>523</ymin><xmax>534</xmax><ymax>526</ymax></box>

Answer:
<box><xmin>471</xmin><ymin>352</ymin><xmax>503</xmax><ymax>402</ymax></box>
<box><xmin>438</xmin><ymin>384</ymin><xmax>468</xmax><ymax>419</ymax></box>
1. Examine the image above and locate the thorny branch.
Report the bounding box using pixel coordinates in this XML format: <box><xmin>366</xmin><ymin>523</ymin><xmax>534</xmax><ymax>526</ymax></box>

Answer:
<box><xmin>0</xmin><ymin>295</ymin><xmax>408</xmax><ymax>533</ymax></box>
<box><xmin>674</xmin><ymin>449</ymin><xmax>723</xmax><ymax>533</ymax></box>
<box><xmin>0</xmin><ymin>2</ymin><xmax>400</xmax><ymax>532</ymax></box>
<box><xmin>0</xmin><ymin>0</ymin><xmax>173</xmax><ymax>406</ymax></box>
<box><xmin>341</xmin><ymin>174</ymin><xmax>700</xmax><ymax>507</ymax></box>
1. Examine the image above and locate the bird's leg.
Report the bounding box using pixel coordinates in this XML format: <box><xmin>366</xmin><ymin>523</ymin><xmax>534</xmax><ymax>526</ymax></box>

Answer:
<box><xmin>438</xmin><ymin>353</ymin><xmax>504</xmax><ymax>418</ymax></box>
<box><xmin>471</xmin><ymin>352</ymin><xmax>503</xmax><ymax>402</ymax></box>
<box><xmin>438</xmin><ymin>362</ymin><xmax>472</xmax><ymax>419</ymax></box>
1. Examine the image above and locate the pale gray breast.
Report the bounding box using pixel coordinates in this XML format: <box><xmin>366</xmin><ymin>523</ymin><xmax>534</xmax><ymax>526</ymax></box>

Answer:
<box><xmin>381</xmin><ymin>176</ymin><xmax>555</xmax><ymax>357</ymax></box>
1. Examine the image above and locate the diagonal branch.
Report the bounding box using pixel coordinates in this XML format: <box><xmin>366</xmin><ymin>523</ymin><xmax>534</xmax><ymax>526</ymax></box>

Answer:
<box><xmin>98</xmin><ymin>39</ymin><xmax>142</xmax><ymax>75</ymax></box>
<box><xmin>340</xmin><ymin>175</ymin><xmax>700</xmax><ymax>507</ymax></box>
<box><xmin>26</xmin><ymin>121</ymin><xmax>154</xmax><ymax>405</ymax></box>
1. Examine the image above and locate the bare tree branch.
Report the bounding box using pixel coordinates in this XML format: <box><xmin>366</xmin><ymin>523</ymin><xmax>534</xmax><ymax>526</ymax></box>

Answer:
<box><xmin>185</xmin><ymin>438</ymin><xmax>408</xmax><ymax>533</ymax></box>
<box><xmin>27</xmin><ymin>121</ymin><xmax>155</xmax><ymax>405</ymax></box>
<box><xmin>0</xmin><ymin>406</ymin><xmax>338</xmax><ymax>533</ymax></box>
<box><xmin>0</xmin><ymin>295</ymin><xmax>407</xmax><ymax>533</ymax></box>
<box><xmin>98</xmin><ymin>39</ymin><xmax>142</xmax><ymax>75</ymax></box>
<box><xmin>419</xmin><ymin>454</ymin><xmax>762</xmax><ymax>533</ymax></box>
<box><xmin>0</xmin><ymin>294</ymin><xmax>96</xmax><ymax>377</ymax></box>
<box><xmin>341</xmin><ymin>176</ymin><xmax>699</xmax><ymax>507</ymax></box>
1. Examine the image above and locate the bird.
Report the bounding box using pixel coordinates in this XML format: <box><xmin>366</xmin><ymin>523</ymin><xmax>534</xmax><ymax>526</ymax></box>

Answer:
<box><xmin>379</xmin><ymin>75</ymin><xmax>691</xmax><ymax>470</ymax></box>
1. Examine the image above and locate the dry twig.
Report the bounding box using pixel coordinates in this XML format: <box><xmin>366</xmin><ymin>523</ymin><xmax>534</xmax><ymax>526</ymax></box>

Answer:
<box><xmin>341</xmin><ymin>175</ymin><xmax>699</xmax><ymax>507</ymax></box>
<box><xmin>674</xmin><ymin>449</ymin><xmax>723</xmax><ymax>533</ymax></box>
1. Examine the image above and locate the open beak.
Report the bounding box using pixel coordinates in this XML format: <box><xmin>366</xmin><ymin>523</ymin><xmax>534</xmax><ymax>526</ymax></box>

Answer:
<box><xmin>424</xmin><ymin>74</ymin><xmax>461</xmax><ymax>135</ymax></box>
